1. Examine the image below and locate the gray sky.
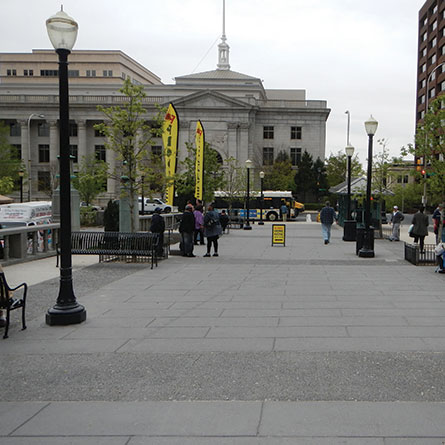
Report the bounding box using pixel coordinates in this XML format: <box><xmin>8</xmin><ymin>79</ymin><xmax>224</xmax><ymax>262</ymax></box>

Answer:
<box><xmin>1</xmin><ymin>0</ymin><xmax>425</xmax><ymax>164</ymax></box>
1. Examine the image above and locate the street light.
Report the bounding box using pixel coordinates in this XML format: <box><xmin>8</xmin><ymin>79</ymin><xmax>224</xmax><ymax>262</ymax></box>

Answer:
<box><xmin>18</xmin><ymin>169</ymin><xmax>24</xmax><ymax>203</ymax></box>
<box><xmin>359</xmin><ymin>115</ymin><xmax>378</xmax><ymax>258</ymax></box>
<box><xmin>27</xmin><ymin>113</ymin><xmax>45</xmax><ymax>201</ymax></box>
<box><xmin>244</xmin><ymin>159</ymin><xmax>253</xmax><ymax>230</ymax></box>
<box><xmin>343</xmin><ymin>144</ymin><xmax>355</xmax><ymax>241</ymax></box>
<box><xmin>259</xmin><ymin>171</ymin><xmax>265</xmax><ymax>225</ymax></box>
<box><xmin>45</xmin><ymin>7</ymin><xmax>86</xmax><ymax>326</ymax></box>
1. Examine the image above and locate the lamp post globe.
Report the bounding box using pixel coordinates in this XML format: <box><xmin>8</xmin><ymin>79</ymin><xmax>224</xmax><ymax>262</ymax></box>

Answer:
<box><xmin>244</xmin><ymin>159</ymin><xmax>253</xmax><ymax>230</ymax></box>
<box><xmin>359</xmin><ymin>115</ymin><xmax>378</xmax><ymax>258</ymax></box>
<box><xmin>259</xmin><ymin>170</ymin><xmax>265</xmax><ymax>225</ymax></box>
<box><xmin>45</xmin><ymin>8</ymin><xmax>86</xmax><ymax>326</ymax></box>
<box><xmin>343</xmin><ymin>144</ymin><xmax>356</xmax><ymax>241</ymax></box>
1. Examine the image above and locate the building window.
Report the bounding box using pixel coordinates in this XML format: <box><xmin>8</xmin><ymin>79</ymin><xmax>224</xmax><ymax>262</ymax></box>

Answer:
<box><xmin>70</xmin><ymin>145</ymin><xmax>78</xmax><ymax>163</ymax></box>
<box><xmin>94</xmin><ymin>128</ymin><xmax>104</xmax><ymax>137</ymax></box>
<box><xmin>431</xmin><ymin>37</ymin><xmax>437</xmax><ymax>48</ymax></box>
<box><xmin>38</xmin><ymin>144</ymin><xmax>50</xmax><ymax>163</ymax></box>
<box><xmin>432</xmin><ymin>4</ymin><xmax>438</xmax><ymax>14</ymax></box>
<box><xmin>419</xmin><ymin>110</ymin><xmax>425</xmax><ymax>120</ymax></box>
<box><xmin>422</xmin><ymin>16</ymin><xmax>428</xmax><ymax>27</ymax></box>
<box><xmin>86</xmin><ymin>70</ymin><xmax>96</xmax><ymax>77</ymax></box>
<box><xmin>69</xmin><ymin>123</ymin><xmax>78</xmax><ymax>137</ymax></box>
<box><xmin>420</xmin><ymin>63</ymin><xmax>426</xmax><ymax>73</ymax></box>
<box><xmin>6</xmin><ymin>69</ymin><xmax>17</xmax><ymax>76</ymax></box>
<box><xmin>122</xmin><ymin>73</ymin><xmax>127</xmax><ymax>80</ymax></box>
<box><xmin>152</xmin><ymin>146</ymin><xmax>162</xmax><ymax>157</ymax></box>
<box><xmin>24</xmin><ymin>69</ymin><xmax>34</xmax><ymax>76</ymax></box>
<box><xmin>12</xmin><ymin>144</ymin><xmax>22</xmax><ymax>159</ymax></box>
<box><xmin>38</xmin><ymin>171</ymin><xmax>51</xmax><ymax>191</ymax></box>
<box><xmin>422</xmin><ymin>32</ymin><xmax>428</xmax><ymax>41</ymax></box>
<box><xmin>430</xmin><ymin>54</ymin><xmax>437</xmax><ymax>65</ymax></box>
<box><xmin>68</xmin><ymin>70</ymin><xmax>80</xmax><ymax>77</ymax></box>
<box><xmin>9</xmin><ymin>122</ymin><xmax>21</xmax><ymax>137</ymax></box>
<box><xmin>95</xmin><ymin>145</ymin><xmax>106</xmax><ymax>162</ymax></box>
<box><xmin>290</xmin><ymin>147</ymin><xmax>302</xmax><ymax>166</ymax></box>
<box><xmin>420</xmin><ymin>94</ymin><xmax>425</xmax><ymax>104</ymax></box>
<box><xmin>431</xmin><ymin>20</ymin><xmax>437</xmax><ymax>31</ymax></box>
<box><xmin>290</xmin><ymin>126</ymin><xmax>302</xmax><ymax>140</ymax></box>
<box><xmin>429</xmin><ymin>87</ymin><xmax>436</xmax><ymax>98</ymax></box>
<box><xmin>103</xmin><ymin>70</ymin><xmax>113</xmax><ymax>77</ymax></box>
<box><xmin>37</xmin><ymin>122</ymin><xmax>49</xmax><ymax>137</ymax></box>
<box><xmin>263</xmin><ymin>126</ymin><xmax>274</xmax><ymax>139</ymax></box>
<box><xmin>421</xmin><ymin>47</ymin><xmax>427</xmax><ymax>57</ymax></box>
<box><xmin>40</xmin><ymin>70</ymin><xmax>58</xmax><ymax>77</ymax></box>
<box><xmin>420</xmin><ymin>78</ymin><xmax>426</xmax><ymax>89</ymax></box>
<box><xmin>263</xmin><ymin>147</ymin><xmax>274</xmax><ymax>166</ymax></box>
<box><xmin>403</xmin><ymin>175</ymin><xmax>409</xmax><ymax>184</ymax></box>
<box><xmin>441</xmin><ymin>80</ymin><xmax>445</xmax><ymax>91</ymax></box>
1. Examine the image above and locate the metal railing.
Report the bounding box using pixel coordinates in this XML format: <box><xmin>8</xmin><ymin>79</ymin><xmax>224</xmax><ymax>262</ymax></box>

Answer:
<box><xmin>404</xmin><ymin>242</ymin><xmax>437</xmax><ymax>266</ymax></box>
<box><xmin>0</xmin><ymin>223</ymin><xmax>60</xmax><ymax>265</ymax></box>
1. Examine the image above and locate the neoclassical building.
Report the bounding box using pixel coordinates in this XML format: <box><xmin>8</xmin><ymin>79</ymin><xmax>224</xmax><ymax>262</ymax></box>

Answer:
<box><xmin>0</xmin><ymin>35</ymin><xmax>330</xmax><ymax>203</ymax></box>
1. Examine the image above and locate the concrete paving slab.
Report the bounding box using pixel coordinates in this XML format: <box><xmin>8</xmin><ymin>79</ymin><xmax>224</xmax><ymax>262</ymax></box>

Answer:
<box><xmin>0</xmin><ymin>403</ymin><xmax>48</xmax><ymax>436</ymax></box>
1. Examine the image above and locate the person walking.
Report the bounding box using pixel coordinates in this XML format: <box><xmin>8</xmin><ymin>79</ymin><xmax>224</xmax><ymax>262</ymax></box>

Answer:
<box><xmin>149</xmin><ymin>207</ymin><xmax>165</xmax><ymax>256</ymax></box>
<box><xmin>411</xmin><ymin>205</ymin><xmax>429</xmax><ymax>253</ymax></box>
<box><xmin>193</xmin><ymin>204</ymin><xmax>205</xmax><ymax>245</ymax></box>
<box><xmin>179</xmin><ymin>204</ymin><xmax>196</xmax><ymax>257</ymax></box>
<box><xmin>203</xmin><ymin>204</ymin><xmax>222</xmax><ymax>257</ymax></box>
<box><xmin>389</xmin><ymin>205</ymin><xmax>404</xmax><ymax>241</ymax></box>
<box><xmin>280</xmin><ymin>201</ymin><xmax>289</xmax><ymax>222</ymax></box>
<box><xmin>319</xmin><ymin>201</ymin><xmax>337</xmax><ymax>245</ymax></box>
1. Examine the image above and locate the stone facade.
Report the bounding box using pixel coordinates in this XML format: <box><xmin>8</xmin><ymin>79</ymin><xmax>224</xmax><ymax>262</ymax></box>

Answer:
<box><xmin>0</xmin><ymin>50</ymin><xmax>330</xmax><ymax>203</ymax></box>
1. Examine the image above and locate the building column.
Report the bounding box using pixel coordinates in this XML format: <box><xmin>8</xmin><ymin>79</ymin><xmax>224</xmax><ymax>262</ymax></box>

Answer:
<box><xmin>77</xmin><ymin>120</ymin><xmax>87</xmax><ymax>162</ymax></box>
<box><xmin>49</xmin><ymin>120</ymin><xmax>59</xmax><ymax>164</ymax></box>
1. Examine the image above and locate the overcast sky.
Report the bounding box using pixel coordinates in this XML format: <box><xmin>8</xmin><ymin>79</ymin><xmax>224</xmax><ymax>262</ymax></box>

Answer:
<box><xmin>1</xmin><ymin>0</ymin><xmax>425</xmax><ymax>164</ymax></box>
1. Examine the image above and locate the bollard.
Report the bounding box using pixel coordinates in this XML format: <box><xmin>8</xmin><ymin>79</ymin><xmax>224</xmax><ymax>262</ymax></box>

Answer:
<box><xmin>306</xmin><ymin>214</ymin><xmax>312</xmax><ymax>223</ymax></box>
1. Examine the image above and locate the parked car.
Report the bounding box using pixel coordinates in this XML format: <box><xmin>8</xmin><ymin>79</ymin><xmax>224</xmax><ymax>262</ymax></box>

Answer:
<box><xmin>138</xmin><ymin>198</ymin><xmax>177</xmax><ymax>214</ymax></box>
<box><xmin>80</xmin><ymin>202</ymin><xmax>102</xmax><ymax>211</ymax></box>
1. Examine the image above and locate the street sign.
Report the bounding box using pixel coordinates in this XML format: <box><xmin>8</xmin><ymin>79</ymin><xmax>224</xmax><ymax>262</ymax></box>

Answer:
<box><xmin>272</xmin><ymin>224</ymin><xmax>286</xmax><ymax>246</ymax></box>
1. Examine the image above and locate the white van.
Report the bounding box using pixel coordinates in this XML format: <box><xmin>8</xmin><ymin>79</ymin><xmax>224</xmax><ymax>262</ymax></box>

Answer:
<box><xmin>0</xmin><ymin>202</ymin><xmax>53</xmax><ymax>252</ymax></box>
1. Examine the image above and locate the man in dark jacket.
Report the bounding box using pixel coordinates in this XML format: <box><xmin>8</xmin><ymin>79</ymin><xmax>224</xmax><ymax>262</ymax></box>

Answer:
<box><xmin>389</xmin><ymin>205</ymin><xmax>404</xmax><ymax>241</ymax></box>
<box><xmin>150</xmin><ymin>207</ymin><xmax>165</xmax><ymax>256</ymax></box>
<box><xmin>319</xmin><ymin>201</ymin><xmax>337</xmax><ymax>245</ymax></box>
<box><xmin>179</xmin><ymin>204</ymin><xmax>195</xmax><ymax>257</ymax></box>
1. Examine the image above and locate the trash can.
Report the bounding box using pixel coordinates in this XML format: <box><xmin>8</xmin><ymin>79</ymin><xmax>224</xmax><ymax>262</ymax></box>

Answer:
<box><xmin>356</xmin><ymin>227</ymin><xmax>365</xmax><ymax>255</ymax></box>
<box><xmin>343</xmin><ymin>220</ymin><xmax>356</xmax><ymax>242</ymax></box>
<box><xmin>357</xmin><ymin>227</ymin><xmax>375</xmax><ymax>257</ymax></box>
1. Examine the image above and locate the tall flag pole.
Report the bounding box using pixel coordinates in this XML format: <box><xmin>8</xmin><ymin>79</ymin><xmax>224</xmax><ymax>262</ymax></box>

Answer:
<box><xmin>162</xmin><ymin>103</ymin><xmax>179</xmax><ymax>206</ymax></box>
<box><xmin>195</xmin><ymin>120</ymin><xmax>205</xmax><ymax>201</ymax></box>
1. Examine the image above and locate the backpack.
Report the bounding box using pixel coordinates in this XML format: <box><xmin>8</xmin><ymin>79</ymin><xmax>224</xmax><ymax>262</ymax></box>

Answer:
<box><xmin>205</xmin><ymin>217</ymin><xmax>218</xmax><ymax>228</ymax></box>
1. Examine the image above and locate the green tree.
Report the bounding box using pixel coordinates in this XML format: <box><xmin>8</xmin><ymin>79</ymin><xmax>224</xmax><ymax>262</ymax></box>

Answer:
<box><xmin>221</xmin><ymin>156</ymin><xmax>246</xmax><ymax>213</ymax></box>
<box><xmin>175</xmin><ymin>142</ymin><xmax>226</xmax><ymax>205</ymax></box>
<box><xmin>94</xmin><ymin>79</ymin><xmax>164</xmax><ymax>232</ymax></box>
<box><xmin>72</xmin><ymin>154</ymin><xmax>108</xmax><ymax>205</ymax></box>
<box><xmin>313</xmin><ymin>157</ymin><xmax>328</xmax><ymax>200</ymax></box>
<box><xmin>294</xmin><ymin>150</ymin><xmax>316</xmax><ymax>202</ymax></box>
<box><xmin>325</xmin><ymin>150</ymin><xmax>363</xmax><ymax>188</ymax></box>
<box><xmin>0</xmin><ymin>122</ymin><xmax>23</xmax><ymax>195</ymax></box>
<box><xmin>264</xmin><ymin>151</ymin><xmax>294</xmax><ymax>191</ymax></box>
<box><xmin>405</xmin><ymin>96</ymin><xmax>445</xmax><ymax>202</ymax></box>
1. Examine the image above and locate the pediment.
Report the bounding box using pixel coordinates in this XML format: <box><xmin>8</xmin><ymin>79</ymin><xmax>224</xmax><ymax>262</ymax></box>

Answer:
<box><xmin>168</xmin><ymin>90</ymin><xmax>252</xmax><ymax>109</ymax></box>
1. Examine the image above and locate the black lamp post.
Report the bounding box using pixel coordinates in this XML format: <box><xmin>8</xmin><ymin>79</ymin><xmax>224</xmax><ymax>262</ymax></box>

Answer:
<box><xmin>46</xmin><ymin>8</ymin><xmax>86</xmax><ymax>325</ymax></box>
<box><xmin>343</xmin><ymin>144</ymin><xmax>356</xmax><ymax>241</ymax></box>
<box><xmin>18</xmin><ymin>169</ymin><xmax>24</xmax><ymax>203</ymax></box>
<box><xmin>141</xmin><ymin>175</ymin><xmax>145</xmax><ymax>215</ymax></box>
<box><xmin>244</xmin><ymin>159</ymin><xmax>253</xmax><ymax>230</ymax></box>
<box><xmin>258</xmin><ymin>170</ymin><xmax>265</xmax><ymax>225</ymax></box>
<box><xmin>358</xmin><ymin>115</ymin><xmax>378</xmax><ymax>258</ymax></box>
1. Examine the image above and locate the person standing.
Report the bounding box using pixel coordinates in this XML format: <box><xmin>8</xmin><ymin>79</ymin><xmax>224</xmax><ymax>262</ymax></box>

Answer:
<box><xmin>193</xmin><ymin>204</ymin><xmax>205</xmax><ymax>245</ymax></box>
<box><xmin>219</xmin><ymin>209</ymin><xmax>229</xmax><ymax>234</ymax></box>
<box><xmin>203</xmin><ymin>204</ymin><xmax>222</xmax><ymax>257</ymax></box>
<box><xmin>433</xmin><ymin>203</ymin><xmax>444</xmax><ymax>244</ymax></box>
<box><xmin>179</xmin><ymin>204</ymin><xmax>195</xmax><ymax>257</ymax></box>
<box><xmin>389</xmin><ymin>205</ymin><xmax>404</xmax><ymax>241</ymax></box>
<box><xmin>280</xmin><ymin>201</ymin><xmax>289</xmax><ymax>222</ymax></box>
<box><xmin>411</xmin><ymin>206</ymin><xmax>429</xmax><ymax>253</ymax></box>
<box><xmin>319</xmin><ymin>201</ymin><xmax>337</xmax><ymax>245</ymax></box>
<box><xmin>149</xmin><ymin>207</ymin><xmax>165</xmax><ymax>256</ymax></box>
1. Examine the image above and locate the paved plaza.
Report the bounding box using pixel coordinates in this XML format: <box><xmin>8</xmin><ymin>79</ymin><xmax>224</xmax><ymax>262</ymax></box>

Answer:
<box><xmin>1</xmin><ymin>220</ymin><xmax>445</xmax><ymax>443</ymax></box>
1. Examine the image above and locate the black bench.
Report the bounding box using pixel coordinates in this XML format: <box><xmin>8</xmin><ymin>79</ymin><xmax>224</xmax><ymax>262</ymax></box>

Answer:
<box><xmin>57</xmin><ymin>231</ymin><xmax>161</xmax><ymax>269</ymax></box>
<box><xmin>0</xmin><ymin>272</ymin><xmax>27</xmax><ymax>339</ymax></box>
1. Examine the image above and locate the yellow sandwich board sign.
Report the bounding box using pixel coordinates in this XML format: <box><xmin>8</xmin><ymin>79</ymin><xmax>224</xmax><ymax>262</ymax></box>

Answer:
<box><xmin>272</xmin><ymin>224</ymin><xmax>286</xmax><ymax>246</ymax></box>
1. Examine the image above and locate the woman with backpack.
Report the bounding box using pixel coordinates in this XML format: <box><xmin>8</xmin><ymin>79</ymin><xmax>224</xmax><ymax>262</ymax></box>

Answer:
<box><xmin>203</xmin><ymin>204</ymin><xmax>222</xmax><ymax>257</ymax></box>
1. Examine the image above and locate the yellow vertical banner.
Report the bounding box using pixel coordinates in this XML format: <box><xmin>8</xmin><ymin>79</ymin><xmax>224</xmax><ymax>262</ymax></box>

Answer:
<box><xmin>195</xmin><ymin>120</ymin><xmax>205</xmax><ymax>201</ymax></box>
<box><xmin>162</xmin><ymin>103</ymin><xmax>179</xmax><ymax>206</ymax></box>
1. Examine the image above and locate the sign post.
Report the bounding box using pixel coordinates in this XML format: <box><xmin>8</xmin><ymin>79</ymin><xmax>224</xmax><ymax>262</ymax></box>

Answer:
<box><xmin>272</xmin><ymin>224</ymin><xmax>286</xmax><ymax>246</ymax></box>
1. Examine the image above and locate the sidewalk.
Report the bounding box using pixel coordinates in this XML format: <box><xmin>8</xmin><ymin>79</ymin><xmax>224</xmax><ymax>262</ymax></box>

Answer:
<box><xmin>1</xmin><ymin>221</ymin><xmax>445</xmax><ymax>443</ymax></box>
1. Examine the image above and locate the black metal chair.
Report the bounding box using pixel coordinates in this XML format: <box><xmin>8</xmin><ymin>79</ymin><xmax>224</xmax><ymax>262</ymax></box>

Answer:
<box><xmin>0</xmin><ymin>272</ymin><xmax>27</xmax><ymax>339</ymax></box>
